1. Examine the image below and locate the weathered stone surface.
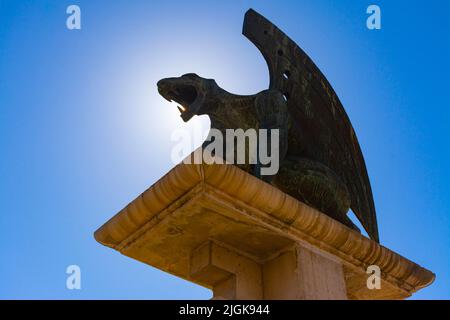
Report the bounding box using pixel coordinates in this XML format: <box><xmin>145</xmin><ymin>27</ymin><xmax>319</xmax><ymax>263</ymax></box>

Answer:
<box><xmin>95</xmin><ymin>158</ymin><xmax>434</xmax><ymax>299</ymax></box>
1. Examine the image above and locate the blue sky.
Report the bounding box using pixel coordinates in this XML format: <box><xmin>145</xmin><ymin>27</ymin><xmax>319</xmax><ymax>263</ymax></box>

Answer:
<box><xmin>0</xmin><ymin>0</ymin><xmax>449</xmax><ymax>299</ymax></box>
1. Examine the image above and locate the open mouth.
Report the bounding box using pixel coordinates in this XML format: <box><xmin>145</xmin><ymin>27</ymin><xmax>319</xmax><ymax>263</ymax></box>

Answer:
<box><xmin>158</xmin><ymin>84</ymin><xmax>198</xmax><ymax>115</ymax></box>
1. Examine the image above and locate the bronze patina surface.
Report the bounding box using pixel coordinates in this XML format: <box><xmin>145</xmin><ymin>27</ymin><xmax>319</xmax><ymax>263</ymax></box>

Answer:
<box><xmin>157</xmin><ymin>9</ymin><xmax>379</xmax><ymax>242</ymax></box>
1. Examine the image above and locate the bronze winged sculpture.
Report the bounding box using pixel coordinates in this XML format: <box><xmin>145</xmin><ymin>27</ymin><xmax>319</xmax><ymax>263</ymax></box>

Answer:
<box><xmin>157</xmin><ymin>9</ymin><xmax>379</xmax><ymax>242</ymax></box>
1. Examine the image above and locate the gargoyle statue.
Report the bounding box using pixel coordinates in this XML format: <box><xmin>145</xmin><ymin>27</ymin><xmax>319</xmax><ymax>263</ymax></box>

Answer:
<box><xmin>157</xmin><ymin>9</ymin><xmax>379</xmax><ymax>242</ymax></box>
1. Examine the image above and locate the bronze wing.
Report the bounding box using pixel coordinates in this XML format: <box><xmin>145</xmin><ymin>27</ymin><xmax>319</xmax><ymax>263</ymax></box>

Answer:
<box><xmin>243</xmin><ymin>9</ymin><xmax>379</xmax><ymax>242</ymax></box>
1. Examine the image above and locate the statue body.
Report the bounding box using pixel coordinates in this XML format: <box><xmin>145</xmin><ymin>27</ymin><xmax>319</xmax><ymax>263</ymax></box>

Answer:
<box><xmin>157</xmin><ymin>9</ymin><xmax>379</xmax><ymax>242</ymax></box>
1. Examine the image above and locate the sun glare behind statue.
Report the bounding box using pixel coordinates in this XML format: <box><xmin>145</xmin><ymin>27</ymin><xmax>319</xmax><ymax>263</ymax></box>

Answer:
<box><xmin>171</xmin><ymin>100</ymin><xmax>186</xmax><ymax>113</ymax></box>
<box><xmin>164</xmin><ymin>99</ymin><xmax>211</xmax><ymax>160</ymax></box>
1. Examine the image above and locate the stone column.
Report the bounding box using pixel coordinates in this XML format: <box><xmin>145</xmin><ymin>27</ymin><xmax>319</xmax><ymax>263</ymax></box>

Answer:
<box><xmin>190</xmin><ymin>241</ymin><xmax>348</xmax><ymax>300</ymax></box>
<box><xmin>263</xmin><ymin>244</ymin><xmax>347</xmax><ymax>300</ymax></box>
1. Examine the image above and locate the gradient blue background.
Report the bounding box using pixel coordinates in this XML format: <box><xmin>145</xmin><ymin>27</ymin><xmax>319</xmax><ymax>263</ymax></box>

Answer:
<box><xmin>1</xmin><ymin>0</ymin><xmax>449</xmax><ymax>299</ymax></box>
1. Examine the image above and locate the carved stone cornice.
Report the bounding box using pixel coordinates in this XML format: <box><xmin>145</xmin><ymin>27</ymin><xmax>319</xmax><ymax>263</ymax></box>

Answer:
<box><xmin>95</xmin><ymin>160</ymin><xmax>434</xmax><ymax>299</ymax></box>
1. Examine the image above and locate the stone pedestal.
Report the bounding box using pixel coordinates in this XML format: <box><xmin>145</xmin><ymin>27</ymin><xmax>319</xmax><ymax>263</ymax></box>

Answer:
<box><xmin>94</xmin><ymin>160</ymin><xmax>434</xmax><ymax>300</ymax></box>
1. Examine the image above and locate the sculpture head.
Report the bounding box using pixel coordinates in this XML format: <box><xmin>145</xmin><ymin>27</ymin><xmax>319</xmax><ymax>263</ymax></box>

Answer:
<box><xmin>157</xmin><ymin>73</ymin><xmax>218</xmax><ymax>122</ymax></box>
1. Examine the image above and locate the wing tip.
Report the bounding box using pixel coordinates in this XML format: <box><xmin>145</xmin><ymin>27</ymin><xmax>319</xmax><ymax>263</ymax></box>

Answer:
<box><xmin>243</xmin><ymin>8</ymin><xmax>256</xmax><ymax>36</ymax></box>
<box><xmin>244</xmin><ymin>8</ymin><xmax>258</xmax><ymax>19</ymax></box>
<box><xmin>243</xmin><ymin>8</ymin><xmax>268</xmax><ymax>37</ymax></box>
